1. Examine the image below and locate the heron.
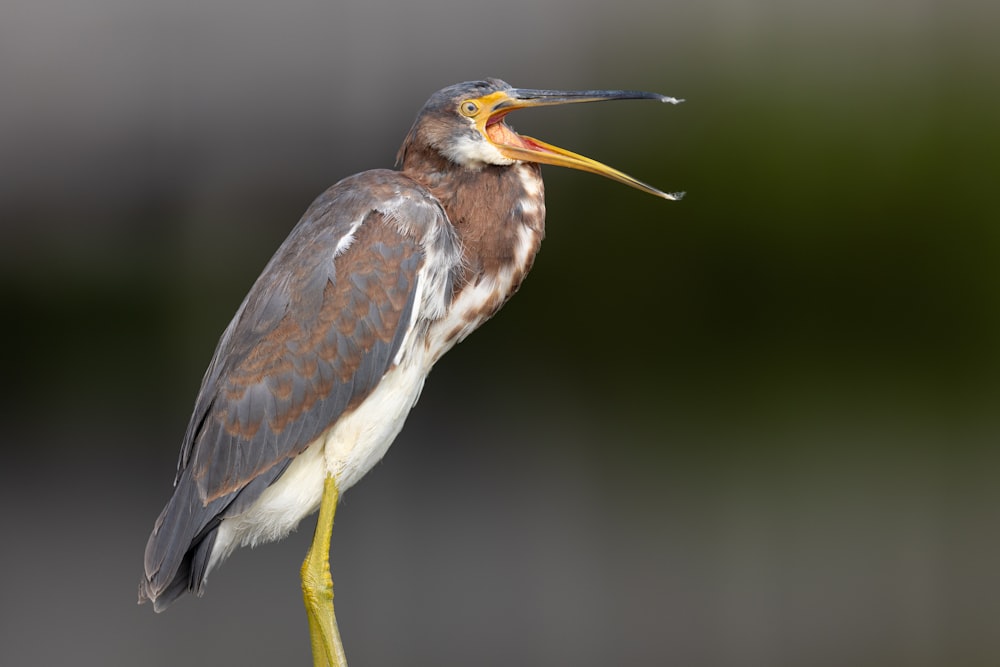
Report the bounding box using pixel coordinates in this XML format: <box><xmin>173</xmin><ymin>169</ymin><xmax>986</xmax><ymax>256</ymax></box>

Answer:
<box><xmin>139</xmin><ymin>78</ymin><xmax>682</xmax><ymax>667</ymax></box>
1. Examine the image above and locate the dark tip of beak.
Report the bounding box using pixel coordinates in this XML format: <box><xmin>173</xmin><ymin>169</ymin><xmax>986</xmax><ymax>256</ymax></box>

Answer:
<box><xmin>500</xmin><ymin>89</ymin><xmax>684</xmax><ymax>110</ymax></box>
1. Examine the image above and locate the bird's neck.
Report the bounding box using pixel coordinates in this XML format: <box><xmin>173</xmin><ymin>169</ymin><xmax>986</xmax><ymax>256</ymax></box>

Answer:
<box><xmin>401</xmin><ymin>150</ymin><xmax>546</xmax><ymax>351</ymax></box>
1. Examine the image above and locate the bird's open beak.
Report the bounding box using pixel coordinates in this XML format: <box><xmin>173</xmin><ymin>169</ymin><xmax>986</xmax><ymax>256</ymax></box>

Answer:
<box><xmin>476</xmin><ymin>88</ymin><xmax>684</xmax><ymax>201</ymax></box>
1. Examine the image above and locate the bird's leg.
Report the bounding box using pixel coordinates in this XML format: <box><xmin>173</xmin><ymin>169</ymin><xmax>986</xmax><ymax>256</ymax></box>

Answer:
<box><xmin>301</xmin><ymin>475</ymin><xmax>348</xmax><ymax>667</ymax></box>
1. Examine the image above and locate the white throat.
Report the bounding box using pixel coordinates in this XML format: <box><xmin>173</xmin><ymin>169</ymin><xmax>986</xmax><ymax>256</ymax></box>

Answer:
<box><xmin>441</xmin><ymin>131</ymin><xmax>515</xmax><ymax>169</ymax></box>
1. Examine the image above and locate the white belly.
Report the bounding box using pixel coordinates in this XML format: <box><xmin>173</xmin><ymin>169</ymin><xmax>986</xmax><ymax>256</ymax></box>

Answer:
<box><xmin>207</xmin><ymin>348</ymin><xmax>430</xmax><ymax>572</ymax></box>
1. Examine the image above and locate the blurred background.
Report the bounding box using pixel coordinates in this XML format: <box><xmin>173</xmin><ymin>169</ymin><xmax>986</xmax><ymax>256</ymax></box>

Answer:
<box><xmin>2</xmin><ymin>0</ymin><xmax>998</xmax><ymax>665</ymax></box>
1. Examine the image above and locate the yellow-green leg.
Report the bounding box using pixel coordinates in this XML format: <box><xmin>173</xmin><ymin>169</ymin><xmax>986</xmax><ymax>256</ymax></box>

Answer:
<box><xmin>301</xmin><ymin>475</ymin><xmax>348</xmax><ymax>667</ymax></box>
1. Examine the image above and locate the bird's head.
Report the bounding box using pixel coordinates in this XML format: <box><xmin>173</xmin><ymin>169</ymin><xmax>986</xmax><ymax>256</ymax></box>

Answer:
<box><xmin>398</xmin><ymin>78</ymin><xmax>683</xmax><ymax>200</ymax></box>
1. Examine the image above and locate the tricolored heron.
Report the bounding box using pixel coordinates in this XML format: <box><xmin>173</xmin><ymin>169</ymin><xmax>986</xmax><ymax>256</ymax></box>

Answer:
<box><xmin>139</xmin><ymin>78</ymin><xmax>682</xmax><ymax>666</ymax></box>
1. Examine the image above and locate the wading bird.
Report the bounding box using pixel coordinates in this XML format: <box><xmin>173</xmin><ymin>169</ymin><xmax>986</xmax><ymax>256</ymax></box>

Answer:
<box><xmin>140</xmin><ymin>78</ymin><xmax>682</xmax><ymax>667</ymax></box>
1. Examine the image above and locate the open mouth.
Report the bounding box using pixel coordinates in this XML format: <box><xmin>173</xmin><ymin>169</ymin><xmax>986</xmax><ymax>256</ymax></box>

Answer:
<box><xmin>484</xmin><ymin>114</ymin><xmax>554</xmax><ymax>155</ymax></box>
<box><xmin>474</xmin><ymin>88</ymin><xmax>684</xmax><ymax>201</ymax></box>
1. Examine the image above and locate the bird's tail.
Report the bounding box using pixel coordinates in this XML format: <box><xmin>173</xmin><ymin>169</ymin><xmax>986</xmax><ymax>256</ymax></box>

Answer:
<box><xmin>139</xmin><ymin>473</ymin><xmax>224</xmax><ymax>612</ymax></box>
<box><xmin>139</xmin><ymin>461</ymin><xmax>289</xmax><ymax>611</ymax></box>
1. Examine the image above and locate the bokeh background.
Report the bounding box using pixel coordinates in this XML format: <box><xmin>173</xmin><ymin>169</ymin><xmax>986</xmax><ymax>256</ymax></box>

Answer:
<box><xmin>2</xmin><ymin>0</ymin><xmax>998</xmax><ymax>665</ymax></box>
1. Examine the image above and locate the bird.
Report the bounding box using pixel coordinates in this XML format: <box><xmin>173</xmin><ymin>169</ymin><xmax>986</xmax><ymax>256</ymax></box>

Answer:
<box><xmin>139</xmin><ymin>78</ymin><xmax>682</xmax><ymax>667</ymax></box>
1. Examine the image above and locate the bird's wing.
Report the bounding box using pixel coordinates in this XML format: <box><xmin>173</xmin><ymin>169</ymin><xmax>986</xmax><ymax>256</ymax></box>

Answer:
<box><xmin>142</xmin><ymin>172</ymin><xmax>451</xmax><ymax>606</ymax></box>
<box><xmin>182</xmin><ymin>177</ymin><xmax>442</xmax><ymax>502</ymax></box>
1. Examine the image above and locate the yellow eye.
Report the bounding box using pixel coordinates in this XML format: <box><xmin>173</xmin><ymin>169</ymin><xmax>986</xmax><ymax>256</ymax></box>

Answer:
<box><xmin>459</xmin><ymin>100</ymin><xmax>480</xmax><ymax>116</ymax></box>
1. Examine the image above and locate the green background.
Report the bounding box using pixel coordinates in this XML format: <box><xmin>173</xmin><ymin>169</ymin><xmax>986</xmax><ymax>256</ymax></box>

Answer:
<box><xmin>2</xmin><ymin>0</ymin><xmax>998</xmax><ymax>664</ymax></box>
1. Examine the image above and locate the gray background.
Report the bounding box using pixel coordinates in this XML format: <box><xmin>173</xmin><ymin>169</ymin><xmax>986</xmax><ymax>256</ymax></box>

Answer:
<box><xmin>2</xmin><ymin>0</ymin><xmax>998</xmax><ymax>665</ymax></box>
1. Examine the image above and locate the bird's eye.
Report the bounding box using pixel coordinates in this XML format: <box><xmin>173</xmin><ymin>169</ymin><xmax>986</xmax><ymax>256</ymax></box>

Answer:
<box><xmin>459</xmin><ymin>100</ymin><xmax>480</xmax><ymax>117</ymax></box>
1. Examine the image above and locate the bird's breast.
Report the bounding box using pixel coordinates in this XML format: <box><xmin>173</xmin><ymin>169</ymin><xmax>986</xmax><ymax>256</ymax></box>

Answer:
<box><xmin>425</xmin><ymin>164</ymin><xmax>545</xmax><ymax>357</ymax></box>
